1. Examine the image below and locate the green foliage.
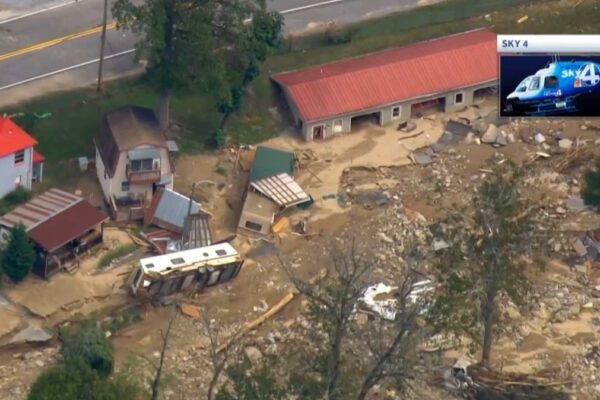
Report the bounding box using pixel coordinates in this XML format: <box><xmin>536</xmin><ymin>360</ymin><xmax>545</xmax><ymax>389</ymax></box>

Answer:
<box><xmin>216</xmin><ymin>357</ymin><xmax>286</xmax><ymax>400</ymax></box>
<box><xmin>28</xmin><ymin>358</ymin><xmax>148</xmax><ymax>400</ymax></box>
<box><xmin>207</xmin><ymin>129</ymin><xmax>227</xmax><ymax>149</ymax></box>
<box><xmin>0</xmin><ymin>186</ymin><xmax>32</xmax><ymax>215</ymax></box>
<box><xmin>582</xmin><ymin>157</ymin><xmax>600</xmax><ymax>208</ymax></box>
<box><xmin>324</xmin><ymin>22</ymin><xmax>355</xmax><ymax>45</ymax></box>
<box><xmin>97</xmin><ymin>244</ymin><xmax>138</xmax><ymax>270</ymax></box>
<box><xmin>2</xmin><ymin>223</ymin><xmax>35</xmax><ymax>283</ymax></box>
<box><xmin>61</xmin><ymin>323</ymin><xmax>114</xmax><ymax>378</ymax></box>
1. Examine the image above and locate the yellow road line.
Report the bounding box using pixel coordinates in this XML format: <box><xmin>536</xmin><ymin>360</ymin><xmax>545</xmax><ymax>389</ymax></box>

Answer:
<box><xmin>0</xmin><ymin>21</ymin><xmax>117</xmax><ymax>62</ymax></box>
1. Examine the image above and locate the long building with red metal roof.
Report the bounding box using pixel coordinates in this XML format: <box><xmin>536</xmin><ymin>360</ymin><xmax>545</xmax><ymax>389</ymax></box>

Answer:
<box><xmin>271</xmin><ymin>29</ymin><xmax>498</xmax><ymax>141</ymax></box>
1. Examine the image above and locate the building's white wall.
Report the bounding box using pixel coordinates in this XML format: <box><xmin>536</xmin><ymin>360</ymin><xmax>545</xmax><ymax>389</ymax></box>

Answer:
<box><xmin>96</xmin><ymin>147</ymin><xmax>112</xmax><ymax>202</ymax></box>
<box><xmin>298</xmin><ymin>82</ymin><xmax>497</xmax><ymax>141</ymax></box>
<box><xmin>0</xmin><ymin>146</ymin><xmax>33</xmax><ymax>198</ymax></box>
<box><xmin>99</xmin><ymin>144</ymin><xmax>174</xmax><ymax>202</ymax></box>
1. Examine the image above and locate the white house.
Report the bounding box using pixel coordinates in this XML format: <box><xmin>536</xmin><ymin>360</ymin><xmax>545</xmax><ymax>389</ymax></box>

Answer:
<box><xmin>94</xmin><ymin>106</ymin><xmax>174</xmax><ymax>207</ymax></box>
<box><xmin>0</xmin><ymin>117</ymin><xmax>44</xmax><ymax>198</ymax></box>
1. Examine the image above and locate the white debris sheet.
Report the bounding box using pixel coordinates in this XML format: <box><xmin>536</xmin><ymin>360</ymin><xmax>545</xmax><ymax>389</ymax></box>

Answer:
<box><xmin>358</xmin><ymin>283</ymin><xmax>398</xmax><ymax>321</ymax></box>
<box><xmin>357</xmin><ymin>280</ymin><xmax>435</xmax><ymax>321</ymax></box>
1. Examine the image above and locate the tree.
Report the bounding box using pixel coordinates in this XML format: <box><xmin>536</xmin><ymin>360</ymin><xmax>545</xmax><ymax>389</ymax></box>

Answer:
<box><xmin>28</xmin><ymin>357</ymin><xmax>148</xmax><ymax>400</ymax></box>
<box><xmin>431</xmin><ymin>165</ymin><xmax>540</xmax><ymax>368</ymax></box>
<box><xmin>113</xmin><ymin>0</ymin><xmax>272</xmax><ymax>131</ymax></box>
<box><xmin>2</xmin><ymin>223</ymin><xmax>35</xmax><ymax>283</ymax></box>
<box><xmin>217</xmin><ymin>8</ymin><xmax>283</xmax><ymax>131</ymax></box>
<box><xmin>582</xmin><ymin>157</ymin><xmax>600</xmax><ymax>208</ymax></box>
<box><xmin>62</xmin><ymin>323</ymin><xmax>114</xmax><ymax>378</ymax></box>
<box><xmin>216</xmin><ymin>357</ymin><xmax>285</xmax><ymax>400</ymax></box>
<box><xmin>275</xmin><ymin>239</ymin><xmax>429</xmax><ymax>400</ymax></box>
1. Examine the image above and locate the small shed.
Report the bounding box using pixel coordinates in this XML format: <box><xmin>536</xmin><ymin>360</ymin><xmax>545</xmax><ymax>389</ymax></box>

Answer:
<box><xmin>0</xmin><ymin>188</ymin><xmax>108</xmax><ymax>278</ymax></box>
<box><xmin>238</xmin><ymin>191</ymin><xmax>280</xmax><ymax>236</ymax></box>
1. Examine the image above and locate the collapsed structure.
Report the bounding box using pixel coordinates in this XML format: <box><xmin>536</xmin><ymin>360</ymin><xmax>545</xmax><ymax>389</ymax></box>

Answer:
<box><xmin>238</xmin><ymin>146</ymin><xmax>311</xmax><ymax>236</ymax></box>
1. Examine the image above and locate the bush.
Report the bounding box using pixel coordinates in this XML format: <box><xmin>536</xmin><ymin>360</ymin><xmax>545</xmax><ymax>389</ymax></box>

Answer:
<box><xmin>324</xmin><ymin>22</ymin><xmax>354</xmax><ymax>45</ymax></box>
<box><xmin>0</xmin><ymin>186</ymin><xmax>32</xmax><ymax>215</ymax></box>
<box><xmin>28</xmin><ymin>358</ymin><xmax>149</xmax><ymax>400</ymax></box>
<box><xmin>583</xmin><ymin>157</ymin><xmax>600</xmax><ymax>208</ymax></box>
<box><xmin>28</xmin><ymin>359</ymin><xmax>102</xmax><ymax>400</ymax></box>
<box><xmin>207</xmin><ymin>128</ymin><xmax>226</xmax><ymax>149</ymax></box>
<box><xmin>62</xmin><ymin>323</ymin><xmax>114</xmax><ymax>378</ymax></box>
<box><xmin>1</xmin><ymin>223</ymin><xmax>35</xmax><ymax>283</ymax></box>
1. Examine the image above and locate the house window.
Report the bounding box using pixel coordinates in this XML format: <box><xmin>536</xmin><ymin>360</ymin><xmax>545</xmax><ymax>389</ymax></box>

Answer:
<box><xmin>245</xmin><ymin>221</ymin><xmax>262</xmax><ymax>232</ymax></box>
<box><xmin>333</xmin><ymin>119</ymin><xmax>343</xmax><ymax>133</ymax></box>
<box><xmin>216</xmin><ymin>249</ymin><xmax>227</xmax><ymax>256</ymax></box>
<box><xmin>121</xmin><ymin>181</ymin><xmax>130</xmax><ymax>192</ymax></box>
<box><xmin>130</xmin><ymin>158</ymin><xmax>155</xmax><ymax>172</ymax></box>
<box><xmin>454</xmin><ymin>92</ymin><xmax>464</xmax><ymax>104</ymax></box>
<box><xmin>14</xmin><ymin>150</ymin><xmax>25</xmax><ymax>165</ymax></box>
<box><xmin>392</xmin><ymin>106</ymin><xmax>401</xmax><ymax>119</ymax></box>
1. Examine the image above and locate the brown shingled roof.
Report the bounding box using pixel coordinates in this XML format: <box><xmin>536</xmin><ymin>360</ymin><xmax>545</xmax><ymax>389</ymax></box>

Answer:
<box><xmin>94</xmin><ymin>106</ymin><xmax>168</xmax><ymax>177</ymax></box>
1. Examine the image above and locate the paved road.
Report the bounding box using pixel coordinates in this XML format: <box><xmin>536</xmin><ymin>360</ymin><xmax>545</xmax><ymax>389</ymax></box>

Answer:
<box><xmin>0</xmin><ymin>0</ymin><xmax>445</xmax><ymax>107</ymax></box>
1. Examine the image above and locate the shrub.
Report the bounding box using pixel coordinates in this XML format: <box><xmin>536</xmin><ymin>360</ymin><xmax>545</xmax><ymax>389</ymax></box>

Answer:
<box><xmin>61</xmin><ymin>323</ymin><xmax>114</xmax><ymax>378</ymax></box>
<box><xmin>207</xmin><ymin>128</ymin><xmax>227</xmax><ymax>149</ymax></box>
<box><xmin>2</xmin><ymin>223</ymin><xmax>35</xmax><ymax>283</ymax></box>
<box><xmin>583</xmin><ymin>157</ymin><xmax>600</xmax><ymax>208</ymax></box>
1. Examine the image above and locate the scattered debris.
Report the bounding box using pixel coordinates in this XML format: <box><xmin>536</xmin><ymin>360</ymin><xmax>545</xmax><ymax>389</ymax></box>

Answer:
<box><xmin>357</xmin><ymin>283</ymin><xmax>398</xmax><ymax>321</ymax></box>
<box><xmin>410</xmin><ymin>152</ymin><xmax>433</xmax><ymax>166</ymax></box>
<box><xmin>398</xmin><ymin>121</ymin><xmax>417</xmax><ymax>133</ymax></box>
<box><xmin>517</xmin><ymin>15</ymin><xmax>529</xmax><ymax>24</ymax></box>
<box><xmin>558</xmin><ymin>138</ymin><xmax>573</xmax><ymax>149</ymax></box>
<box><xmin>180</xmin><ymin>303</ymin><xmax>201</xmax><ymax>319</ymax></box>
<box><xmin>566</xmin><ymin>196</ymin><xmax>585</xmax><ymax>211</ymax></box>
<box><xmin>572</xmin><ymin>238</ymin><xmax>588</xmax><ymax>257</ymax></box>
<box><xmin>481</xmin><ymin>124</ymin><xmax>499</xmax><ymax>144</ymax></box>
<box><xmin>432</xmin><ymin>238</ymin><xmax>449</xmax><ymax>251</ymax></box>
<box><xmin>534</xmin><ymin>132</ymin><xmax>546</xmax><ymax>144</ymax></box>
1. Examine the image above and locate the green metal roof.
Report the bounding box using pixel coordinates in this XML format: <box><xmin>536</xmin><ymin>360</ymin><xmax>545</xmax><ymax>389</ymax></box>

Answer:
<box><xmin>249</xmin><ymin>146</ymin><xmax>295</xmax><ymax>183</ymax></box>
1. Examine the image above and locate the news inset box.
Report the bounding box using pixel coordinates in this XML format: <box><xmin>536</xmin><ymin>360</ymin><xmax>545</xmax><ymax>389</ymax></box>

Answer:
<box><xmin>497</xmin><ymin>35</ymin><xmax>600</xmax><ymax>117</ymax></box>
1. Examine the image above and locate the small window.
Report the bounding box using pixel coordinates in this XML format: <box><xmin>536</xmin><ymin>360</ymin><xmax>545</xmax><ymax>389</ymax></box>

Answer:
<box><xmin>203</xmin><ymin>253</ymin><xmax>209</xmax><ymax>257</ymax></box>
<box><xmin>245</xmin><ymin>221</ymin><xmax>262</xmax><ymax>232</ymax></box>
<box><xmin>454</xmin><ymin>92</ymin><xmax>464</xmax><ymax>104</ymax></box>
<box><xmin>14</xmin><ymin>150</ymin><xmax>25</xmax><ymax>165</ymax></box>
<box><xmin>216</xmin><ymin>249</ymin><xmax>227</xmax><ymax>256</ymax></box>
<box><xmin>170</xmin><ymin>257</ymin><xmax>185</xmax><ymax>265</ymax></box>
<box><xmin>333</xmin><ymin>119</ymin><xmax>343</xmax><ymax>133</ymax></box>
<box><xmin>145</xmin><ymin>263</ymin><xmax>155</xmax><ymax>269</ymax></box>
<box><xmin>544</xmin><ymin>76</ymin><xmax>558</xmax><ymax>89</ymax></box>
<box><xmin>529</xmin><ymin>76</ymin><xmax>540</xmax><ymax>90</ymax></box>
<box><xmin>392</xmin><ymin>106</ymin><xmax>401</xmax><ymax>119</ymax></box>
<box><xmin>121</xmin><ymin>181</ymin><xmax>130</xmax><ymax>192</ymax></box>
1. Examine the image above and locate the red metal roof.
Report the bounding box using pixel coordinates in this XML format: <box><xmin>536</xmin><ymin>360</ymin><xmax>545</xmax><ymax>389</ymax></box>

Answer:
<box><xmin>28</xmin><ymin>200</ymin><xmax>108</xmax><ymax>252</ymax></box>
<box><xmin>32</xmin><ymin>151</ymin><xmax>44</xmax><ymax>164</ymax></box>
<box><xmin>0</xmin><ymin>117</ymin><xmax>38</xmax><ymax>158</ymax></box>
<box><xmin>271</xmin><ymin>29</ymin><xmax>498</xmax><ymax>122</ymax></box>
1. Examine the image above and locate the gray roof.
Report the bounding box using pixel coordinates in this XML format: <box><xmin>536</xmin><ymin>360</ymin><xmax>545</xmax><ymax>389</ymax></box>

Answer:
<box><xmin>250</xmin><ymin>173</ymin><xmax>310</xmax><ymax>207</ymax></box>
<box><xmin>182</xmin><ymin>213</ymin><xmax>213</xmax><ymax>250</ymax></box>
<box><xmin>145</xmin><ymin>188</ymin><xmax>201</xmax><ymax>233</ymax></box>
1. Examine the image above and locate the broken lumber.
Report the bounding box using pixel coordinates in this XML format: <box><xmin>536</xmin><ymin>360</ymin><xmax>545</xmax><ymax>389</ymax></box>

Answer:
<box><xmin>397</xmin><ymin>130</ymin><xmax>424</xmax><ymax>141</ymax></box>
<box><xmin>217</xmin><ymin>292</ymin><xmax>295</xmax><ymax>353</ymax></box>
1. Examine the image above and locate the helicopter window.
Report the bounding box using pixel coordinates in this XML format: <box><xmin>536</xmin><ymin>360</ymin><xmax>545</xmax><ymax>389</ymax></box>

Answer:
<box><xmin>528</xmin><ymin>77</ymin><xmax>540</xmax><ymax>90</ymax></box>
<box><xmin>544</xmin><ymin>76</ymin><xmax>558</xmax><ymax>89</ymax></box>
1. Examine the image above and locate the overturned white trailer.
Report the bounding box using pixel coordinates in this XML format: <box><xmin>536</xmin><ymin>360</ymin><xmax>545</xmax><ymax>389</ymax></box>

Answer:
<box><xmin>129</xmin><ymin>242</ymin><xmax>243</xmax><ymax>297</ymax></box>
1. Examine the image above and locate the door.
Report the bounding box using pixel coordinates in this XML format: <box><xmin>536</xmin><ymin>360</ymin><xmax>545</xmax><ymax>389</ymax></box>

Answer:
<box><xmin>312</xmin><ymin>125</ymin><xmax>324</xmax><ymax>140</ymax></box>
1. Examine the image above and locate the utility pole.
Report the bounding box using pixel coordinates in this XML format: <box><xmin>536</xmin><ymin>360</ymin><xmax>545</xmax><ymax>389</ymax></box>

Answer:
<box><xmin>96</xmin><ymin>0</ymin><xmax>108</xmax><ymax>92</ymax></box>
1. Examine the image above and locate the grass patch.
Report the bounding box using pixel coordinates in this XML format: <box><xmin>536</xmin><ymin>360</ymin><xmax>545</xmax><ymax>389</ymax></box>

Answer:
<box><xmin>1</xmin><ymin>0</ymin><xmax>598</xmax><ymax>188</ymax></box>
<box><xmin>104</xmin><ymin>308</ymin><xmax>142</xmax><ymax>334</ymax></box>
<box><xmin>97</xmin><ymin>244</ymin><xmax>138</xmax><ymax>270</ymax></box>
<box><xmin>214</xmin><ymin>164</ymin><xmax>227</xmax><ymax>176</ymax></box>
